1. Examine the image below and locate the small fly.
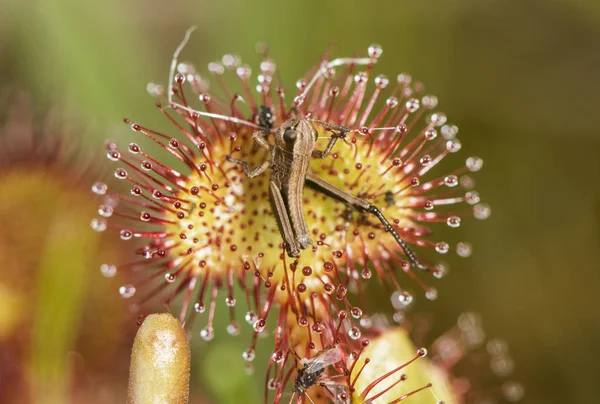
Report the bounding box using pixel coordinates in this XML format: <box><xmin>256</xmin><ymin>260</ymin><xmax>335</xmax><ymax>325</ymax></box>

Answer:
<box><xmin>290</xmin><ymin>345</ymin><xmax>344</xmax><ymax>404</ymax></box>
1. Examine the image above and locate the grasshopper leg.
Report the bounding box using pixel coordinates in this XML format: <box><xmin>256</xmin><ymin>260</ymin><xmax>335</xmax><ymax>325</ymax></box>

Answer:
<box><xmin>305</xmin><ymin>172</ymin><xmax>428</xmax><ymax>271</ymax></box>
<box><xmin>269</xmin><ymin>181</ymin><xmax>301</xmax><ymax>257</ymax></box>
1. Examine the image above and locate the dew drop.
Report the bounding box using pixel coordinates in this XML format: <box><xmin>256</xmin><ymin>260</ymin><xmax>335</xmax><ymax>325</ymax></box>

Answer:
<box><xmin>194</xmin><ymin>303</ymin><xmax>205</xmax><ymax>313</ymax></box>
<box><xmin>435</xmin><ymin>242</ymin><xmax>449</xmax><ymax>254</ymax></box>
<box><xmin>236</xmin><ymin>65</ymin><xmax>251</xmax><ymax>78</ymax></box>
<box><xmin>114</xmin><ymin>168</ymin><xmax>127</xmax><ymax>179</ymax></box>
<box><xmin>447</xmin><ymin>216</ymin><xmax>461</xmax><ymax>228</ymax></box>
<box><xmin>227</xmin><ymin>323</ymin><xmax>240</xmax><ymax>336</ymax></box>
<box><xmin>90</xmin><ymin>218</ymin><xmax>107</xmax><ymax>232</ymax></box>
<box><xmin>242</xmin><ymin>348</ymin><xmax>255</xmax><ymax>362</ymax></box>
<box><xmin>429</xmin><ymin>113</ymin><xmax>447</xmax><ymax>126</ymax></box>
<box><xmin>456</xmin><ymin>242</ymin><xmax>473</xmax><ymax>257</ymax></box>
<box><xmin>146</xmin><ymin>82</ymin><xmax>164</xmax><ymax>97</ymax></box>
<box><xmin>100</xmin><ymin>264</ymin><xmax>117</xmax><ymax>278</ymax></box>
<box><xmin>446</xmin><ymin>139</ymin><xmax>462</xmax><ymax>153</ymax></box>
<box><xmin>165</xmin><ymin>273</ymin><xmax>176</xmax><ymax>283</ymax></box>
<box><xmin>474</xmin><ymin>203</ymin><xmax>491</xmax><ymax>220</ymax></box>
<box><xmin>267</xmin><ymin>378</ymin><xmax>279</xmax><ymax>390</ymax></box>
<box><xmin>441</xmin><ymin>124</ymin><xmax>458</xmax><ymax>139</ymax></box>
<box><xmin>417</xmin><ymin>348</ymin><xmax>428</xmax><ymax>357</ymax></box>
<box><xmin>119</xmin><ymin>285</ymin><xmax>136</xmax><ymax>298</ymax></box>
<box><xmin>391</xmin><ymin>290</ymin><xmax>413</xmax><ymax>310</ymax></box>
<box><xmin>424</xmin><ymin>200</ymin><xmax>434</xmax><ymax>210</ymax></box>
<box><xmin>393</xmin><ymin>311</ymin><xmax>405</xmax><ymax>323</ymax></box>
<box><xmin>351</xmin><ymin>307</ymin><xmax>363</xmax><ymax>319</ymax></box>
<box><xmin>425</xmin><ymin>288</ymin><xmax>438</xmax><ymax>301</ymax></box>
<box><xmin>444</xmin><ymin>175</ymin><xmax>458</xmax><ymax>187</ymax></box>
<box><xmin>368</xmin><ymin>43</ymin><xmax>383</xmax><ymax>59</ymax></box>
<box><xmin>374</xmin><ymin>74</ymin><xmax>389</xmax><ymax>89</ymax></box>
<box><xmin>200</xmin><ymin>326</ymin><xmax>214</xmax><ymax>341</ymax></box>
<box><xmin>271</xmin><ymin>350</ymin><xmax>284</xmax><ymax>363</ymax></box>
<box><xmin>107</xmin><ymin>151</ymin><xmax>121</xmax><ymax>161</ymax></box>
<box><xmin>208</xmin><ymin>61</ymin><xmax>225</xmax><ymax>75</ymax></box>
<box><xmin>348</xmin><ymin>327</ymin><xmax>361</xmax><ymax>340</ymax></box>
<box><xmin>245</xmin><ymin>311</ymin><xmax>257</xmax><ymax>324</ymax></box>
<box><xmin>432</xmin><ymin>263</ymin><xmax>448</xmax><ymax>279</ymax></box>
<box><xmin>405</xmin><ymin>98</ymin><xmax>420</xmax><ymax>112</ymax></box>
<box><xmin>491</xmin><ymin>355</ymin><xmax>515</xmax><ymax>377</ymax></box>
<box><xmin>98</xmin><ymin>205</ymin><xmax>113</xmax><ymax>218</ymax></box>
<box><xmin>361</xmin><ymin>268</ymin><xmax>372</xmax><ymax>279</ymax></box>
<box><xmin>424</xmin><ymin>128</ymin><xmax>437</xmax><ymax>140</ymax></box>
<box><xmin>386</xmin><ymin>97</ymin><xmax>399</xmax><ymax>108</ymax></box>
<box><xmin>225</xmin><ymin>296</ymin><xmax>236</xmax><ymax>307</ymax></box>
<box><xmin>466</xmin><ymin>157</ymin><xmax>484</xmax><ymax>172</ymax></box>
<box><xmin>91</xmin><ymin>182</ymin><xmax>107</xmax><ymax>195</ymax></box>
<box><xmin>422</xmin><ymin>95</ymin><xmax>438</xmax><ymax>109</ymax></box>
<box><xmin>253</xmin><ymin>318</ymin><xmax>266</xmax><ymax>333</ymax></box>
<box><xmin>465</xmin><ymin>191</ymin><xmax>480</xmax><ymax>205</ymax></box>
<box><xmin>502</xmin><ymin>381</ymin><xmax>525</xmax><ymax>402</ymax></box>
<box><xmin>397</xmin><ymin>73</ymin><xmax>412</xmax><ymax>85</ymax></box>
<box><xmin>419</xmin><ymin>155</ymin><xmax>432</xmax><ymax>166</ymax></box>
<box><xmin>120</xmin><ymin>229</ymin><xmax>133</xmax><ymax>240</ymax></box>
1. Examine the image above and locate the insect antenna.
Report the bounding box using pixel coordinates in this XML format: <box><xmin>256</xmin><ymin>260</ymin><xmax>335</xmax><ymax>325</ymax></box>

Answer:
<box><xmin>367</xmin><ymin>205</ymin><xmax>429</xmax><ymax>271</ymax></box>
<box><xmin>297</xmin><ymin>55</ymin><xmax>380</xmax><ymax>106</ymax></box>
<box><xmin>168</xmin><ymin>26</ymin><xmax>262</xmax><ymax>130</ymax></box>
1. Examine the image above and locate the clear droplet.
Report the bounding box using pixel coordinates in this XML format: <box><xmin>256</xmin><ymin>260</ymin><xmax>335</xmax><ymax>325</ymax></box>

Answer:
<box><xmin>100</xmin><ymin>264</ymin><xmax>117</xmax><ymax>278</ymax></box>
<box><xmin>119</xmin><ymin>229</ymin><xmax>133</xmax><ymax>240</ymax></box>
<box><xmin>435</xmin><ymin>242</ymin><xmax>449</xmax><ymax>254</ymax></box>
<box><xmin>391</xmin><ymin>290</ymin><xmax>413</xmax><ymax>310</ymax></box>
<box><xmin>146</xmin><ymin>82</ymin><xmax>164</xmax><ymax>97</ymax></box>
<box><xmin>194</xmin><ymin>303</ymin><xmax>205</xmax><ymax>313</ymax></box>
<box><xmin>422</xmin><ymin>95</ymin><xmax>438</xmax><ymax>109</ymax></box>
<box><xmin>253</xmin><ymin>319</ymin><xmax>266</xmax><ymax>333</ymax></box>
<box><xmin>425</xmin><ymin>288</ymin><xmax>438</xmax><ymax>301</ymax></box>
<box><xmin>456</xmin><ymin>242</ymin><xmax>472</xmax><ymax>257</ymax></box>
<box><xmin>225</xmin><ymin>296</ymin><xmax>236</xmax><ymax>307</ymax></box>
<box><xmin>405</xmin><ymin>98</ymin><xmax>420</xmax><ymax>112</ymax></box>
<box><xmin>351</xmin><ymin>307</ymin><xmax>363</xmax><ymax>319</ymax></box>
<box><xmin>200</xmin><ymin>326</ymin><xmax>214</xmax><ymax>341</ymax></box>
<box><xmin>267</xmin><ymin>378</ymin><xmax>279</xmax><ymax>390</ymax></box>
<box><xmin>491</xmin><ymin>355</ymin><xmax>515</xmax><ymax>377</ymax></box>
<box><xmin>227</xmin><ymin>323</ymin><xmax>240</xmax><ymax>336</ymax></box>
<box><xmin>397</xmin><ymin>73</ymin><xmax>412</xmax><ymax>85</ymax></box>
<box><xmin>374</xmin><ymin>74</ymin><xmax>389</xmax><ymax>89</ymax></box>
<box><xmin>424</xmin><ymin>128</ymin><xmax>437</xmax><ymax>140</ymax></box>
<box><xmin>368</xmin><ymin>44</ymin><xmax>383</xmax><ymax>59</ymax></box>
<box><xmin>119</xmin><ymin>285</ymin><xmax>136</xmax><ymax>298</ymax></box>
<box><xmin>446</xmin><ymin>139</ymin><xmax>462</xmax><ymax>153</ymax></box>
<box><xmin>465</xmin><ymin>191</ymin><xmax>480</xmax><ymax>205</ymax></box>
<box><xmin>474</xmin><ymin>203</ymin><xmax>491</xmax><ymax>220</ymax></box>
<box><xmin>429</xmin><ymin>113</ymin><xmax>447</xmax><ymax>126</ymax></box>
<box><xmin>466</xmin><ymin>156</ymin><xmax>483</xmax><ymax>172</ymax></box>
<box><xmin>444</xmin><ymin>175</ymin><xmax>458</xmax><ymax>187</ymax></box>
<box><xmin>348</xmin><ymin>327</ymin><xmax>361</xmax><ymax>340</ymax></box>
<box><xmin>98</xmin><ymin>205</ymin><xmax>113</xmax><ymax>218</ymax></box>
<box><xmin>501</xmin><ymin>381</ymin><xmax>525</xmax><ymax>402</ymax></box>
<box><xmin>441</xmin><ymin>124</ymin><xmax>458</xmax><ymax>139</ymax></box>
<box><xmin>271</xmin><ymin>350</ymin><xmax>284</xmax><ymax>363</ymax></box>
<box><xmin>164</xmin><ymin>273</ymin><xmax>176</xmax><ymax>283</ymax></box>
<box><xmin>447</xmin><ymin>216</ymin><xmax>461</xmax><ymax>228</ymax></box>
<box><xmin>242</xmin><ymin>348</ymin><xmax>255</xmax><ymax>362</ymax></box>
<box><xmin>245</xmin><ymin>311</ymin><xmax>257</xmax><ymax>324</ymax></box>
<box><xmin>91</xmin><ymin>182</ymin><xmax>107</xmax><ymax>195</ymax></box>
<box><xmin>90</xmin><ymin>218</ymin><xmax>107</xmax><ymax>232</ymax></box>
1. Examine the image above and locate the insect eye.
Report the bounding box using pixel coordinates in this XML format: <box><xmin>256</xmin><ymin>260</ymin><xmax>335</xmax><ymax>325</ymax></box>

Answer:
<box><xmin>283</xmin><ymin>129</ymin><xmax>298</xmax><ymax>143</ymax></box>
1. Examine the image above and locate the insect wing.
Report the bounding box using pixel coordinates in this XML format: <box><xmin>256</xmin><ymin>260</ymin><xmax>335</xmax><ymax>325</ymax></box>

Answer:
<box><xmin>303</xmin><ymin>346</ymin><xmax>343</xmax><ymax>375</ymax></box>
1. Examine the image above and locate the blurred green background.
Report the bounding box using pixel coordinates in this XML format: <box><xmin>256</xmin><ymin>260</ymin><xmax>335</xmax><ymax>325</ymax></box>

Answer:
<box><xmin>1</xmin><ymin>0</ymin><xmax>599</xmax><ymax>403</ymax></box>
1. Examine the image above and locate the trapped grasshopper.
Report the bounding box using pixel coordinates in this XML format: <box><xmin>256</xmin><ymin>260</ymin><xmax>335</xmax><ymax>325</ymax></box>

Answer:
<box><xmin>168</xmin><ymin>27</ymin><xmax>428</xmax><ymax>270</ymax></box>
<box><xmin>225</xmin><ymin>108</ymin><xmax>428</xmax><ymax>271</ymax></box>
